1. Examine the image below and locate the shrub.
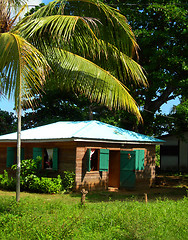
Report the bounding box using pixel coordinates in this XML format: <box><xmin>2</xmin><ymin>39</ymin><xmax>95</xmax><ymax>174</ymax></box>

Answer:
<box><xmin>62</xmin><ymin>171</ymin><xmax>75</xmax><ymax>191</ymax></box>
<box><xmin>11</xmin><ymin>157</ymin><xmax>41</xmax><ymax>178</ymax></box>
<box><xmin>29</xmin><ymin>175</ymin><xmax>62</xmax><ymax>194</ymax></box>
<box><xmin>0</xmin><ymin>158</ymin><xmax>75</xmax><ymax>193</ymax></box>
<box><xmin>0</xmin><ymin>170</ymin><xmax>15</xmax><ymax>191</ymax></box>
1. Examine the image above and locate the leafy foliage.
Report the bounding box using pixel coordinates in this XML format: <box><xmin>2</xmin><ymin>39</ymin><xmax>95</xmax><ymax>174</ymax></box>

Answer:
<box><xmin>0</xmin><ymin>109</ymin><xmax>16</xmax><ymax>135</ymax></box>
<box><xmin>62</xmin><ymin>171</ymin><xmax>75</xmax><ymax>191</ymax></box>
<box><xmin>0</xmin><ymin>170</ymin><xmax>15</xmax><ymax>190</ymax></box>
<box><xmin>21</xmin><ymin>0</ymin><xmax>188</xmax><ymax>136</ymax></box>
<box><xmin>170</xmin><ymin>100</ymin><xmax>188</xmax><ymax>137</ymax></box>
<box><xmin>12</xmin><ymin>0</ymin><xmax>147</xmax><ymax>120</ymax></box>
<box><xmin>28</xmin><ymin>175</ymin><xmax>62</xmax><ymax>194</ymax></box>
<box><xmin>0</xmin><ymin>158</ymin><xmax>75</xmax><ymax>193</ymax></box>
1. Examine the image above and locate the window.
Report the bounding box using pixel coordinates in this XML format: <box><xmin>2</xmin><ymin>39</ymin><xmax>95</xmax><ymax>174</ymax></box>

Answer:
<box><xmin>44</xmin><ymin>148</ymin><xmax>53</xmax><ymax>169</ymax></box>
<box><xmin>33</xmin><ymin>147</ymin><xmax>58</xmax><ymax>170</ymax></box>
<box><xmin>90</xmin><ymin>149</ymin><xmax>99</xmax><ymax>171</ymax></box>
<box><xmin>160</xmin><ymin>145</ymin><xmax>178</xmax><ymax>156</ymax></box>
<box><xmin>86</xmin><ymin>149</ymin><xmax>109</xmax><ymax>172</ymax></box>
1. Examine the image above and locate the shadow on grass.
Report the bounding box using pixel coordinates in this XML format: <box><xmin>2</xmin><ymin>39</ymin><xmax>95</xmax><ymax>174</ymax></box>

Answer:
<box><xmin>69</xmin><ymin>187</ymin><xmax>188</xmax><ymax>203</ymax></box>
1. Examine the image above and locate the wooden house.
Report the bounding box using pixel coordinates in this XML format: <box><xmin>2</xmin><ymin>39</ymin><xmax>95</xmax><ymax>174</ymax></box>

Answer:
<box><xmin>0</xmin><ymin>121</ymin><xmax>164</xmax><ymax>190</ymax></box>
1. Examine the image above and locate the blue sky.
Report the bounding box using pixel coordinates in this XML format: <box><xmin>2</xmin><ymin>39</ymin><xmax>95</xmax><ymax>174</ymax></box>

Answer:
<box><xmin>0</xmin><ymin>96</ymin><xmax>180</xmax><ymax>115</ymax></box>
<box><xmin>0</xmin><ymin>0</ymin><xmax>180</xmax><ymax>115</ymax></box>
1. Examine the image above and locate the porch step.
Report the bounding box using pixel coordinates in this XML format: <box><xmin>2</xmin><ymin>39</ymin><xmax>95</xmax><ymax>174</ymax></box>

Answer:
<box><xmin>108</xmin><ymin>187</ymin><xmax>119</xmax><ymax>192</ymax></box>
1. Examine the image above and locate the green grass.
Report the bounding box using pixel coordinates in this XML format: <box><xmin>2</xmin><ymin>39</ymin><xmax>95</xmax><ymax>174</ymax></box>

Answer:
<box><xmin>0</xmin><ymin>190</ymin><xmax>188</xmax><ymax>240</ymax></box>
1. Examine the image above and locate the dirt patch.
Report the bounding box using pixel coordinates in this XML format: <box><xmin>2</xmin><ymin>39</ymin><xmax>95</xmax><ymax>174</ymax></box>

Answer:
<box><xmin>105</xmin><ymin>176</ymin><xmax>188</xmax><ymax>201</ymax></box>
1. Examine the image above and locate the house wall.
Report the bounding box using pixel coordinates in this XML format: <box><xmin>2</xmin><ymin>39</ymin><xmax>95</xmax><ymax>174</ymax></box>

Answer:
<box><xmin>0</xmin><ymin>141</ymin><xmax>156</xmax><ymax>191</ymax></box>
<box><xmin>160</xmin><ymin>133</ymin><xmax>188</xmax><ymax>172</ymax></box>
<box><xmin>75</xmin><ymin>142</ymin><xmax>156</xmax><ymax>190</ymax></box>
<box><xmin>179</xmin><ymin>132</ymin><xmax>188</xmax><ymax>170</ymax></box>
<box><xmin>0</xmin><ymin>142</ymin><xmax>77</xmax><ymax>177</ymax></box>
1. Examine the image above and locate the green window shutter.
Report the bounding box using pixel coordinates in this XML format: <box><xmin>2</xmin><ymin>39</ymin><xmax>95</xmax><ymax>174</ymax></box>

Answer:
<box><xmin>99</xmin><ymin>149</ymin><xmax>109</xmax><ymax>171</ymax></box>
<box><xmin>86</xmin><ymin>149</ymin><xmax>91</xmax><ymax>172</ymax></box>
<box><xmin>33</xmin><ymin>147</ymin><xmax>43</xmax><ymax>169</ymax></box>
<box><xmin>135</xmin><ymin>150</ymin><xmax>145</xmax><ymax>170</ymax></box>
<box><xmin>6</xmin><ymin>147</ymin><xmax>15</xmax><ymax>167</ymax></box>
<box><xmin>53</xmin><ymin>148</ymin><xmax>58</xmax><ymax>170</ymax></box>
<box><xmin>21</xmin><ymin>148</ymin><xmax>25</xmax><ymax>161</ymax></box>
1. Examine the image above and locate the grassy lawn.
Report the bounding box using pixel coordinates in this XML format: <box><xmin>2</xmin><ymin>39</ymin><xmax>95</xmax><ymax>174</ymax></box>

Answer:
<box><xmin>0</xmin><ymin>189</ymin><xmax>188</xmax><ymax>240</ymax></box>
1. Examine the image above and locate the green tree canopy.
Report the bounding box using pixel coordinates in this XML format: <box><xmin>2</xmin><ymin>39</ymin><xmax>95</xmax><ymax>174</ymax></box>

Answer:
<box><xmin>103</xmin><ymin>0</ymin><xmax>188</xmax><ymax>136</ymax></box>
<box><xmin>0</xmin><ymin>109</ymin><xmax>16</xmax><ymax>135</ymax></box>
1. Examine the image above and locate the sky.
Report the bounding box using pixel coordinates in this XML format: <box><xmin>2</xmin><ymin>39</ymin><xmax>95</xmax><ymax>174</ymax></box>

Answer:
<box><xmin>0</xmin><ymin>0</ymin><xmax>180</xmax><ymax>115</ymax></box>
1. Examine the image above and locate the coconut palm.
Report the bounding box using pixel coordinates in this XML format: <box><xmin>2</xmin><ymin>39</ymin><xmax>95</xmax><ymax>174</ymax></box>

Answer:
<box><xmin>0</xmin><ymin>0</ymin><xmax>147</xmax><ymax>201</ymax></box>
<box><xmin>0</xmin><ymin>0</ymin><xmax>50</xmax><ymax>201</ymax></box>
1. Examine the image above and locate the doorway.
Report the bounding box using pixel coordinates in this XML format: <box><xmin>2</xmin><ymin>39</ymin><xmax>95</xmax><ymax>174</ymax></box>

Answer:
<box><xmin>108</xmin><ymin>151</ymin><xmax>120</xmax><ymax>188</ymax></box>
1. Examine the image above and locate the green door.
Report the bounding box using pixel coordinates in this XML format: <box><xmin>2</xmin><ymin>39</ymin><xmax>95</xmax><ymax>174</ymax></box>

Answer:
<box><xmin>120</xmin><ymin>151</ymin><xmax>136</xmax><ymax>188</ymax></box>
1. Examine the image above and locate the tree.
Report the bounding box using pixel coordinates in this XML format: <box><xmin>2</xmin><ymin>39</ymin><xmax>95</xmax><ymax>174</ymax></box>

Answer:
<box><xmin>170</xmin><ymin>100</ymin><xmax>188</xmax><ymax>137</ymax></box>
<box><xmin>0</xmin><ymin>0</ymin><xmax>147</xmax><ymax>201</ymax></box>
<box><xmin>0</xmin><ymin>0</ymin><xmax>49</xmax><ymax>202</ymax></box>
<box><xmin>0</xmin><ymin>109</ymin><xmax>16</xmax><ymax>135</ymax></box>
<box><xmin>103</xmin><ymin>0</ymin><xmax>188</xmax><ymax>136</ymax></box>
<box><xmin>23</xmin><ymin>0</ymin><xmax>188</xmax><ymax>137</ymax></box>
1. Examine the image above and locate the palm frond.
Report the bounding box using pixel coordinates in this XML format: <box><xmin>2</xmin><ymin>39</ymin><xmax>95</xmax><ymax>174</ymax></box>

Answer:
<box><xmin>0</xmin><ymin>32</ymin><xmax>50</xmax><ymax>109</ymax></box>
<box><xmin>47</xmin><ymin>48</ymin><xmax>142</xmax><ymax>121</ymax></box>
<box><xmin>14</xmin><ymin>15</ymin><xmax>99</xmax><ymax>44</ymax></box>
<box><xmin>16</xmin><ymin>0</ymin><xmax>137</xmax><ymax>57</ymax></box>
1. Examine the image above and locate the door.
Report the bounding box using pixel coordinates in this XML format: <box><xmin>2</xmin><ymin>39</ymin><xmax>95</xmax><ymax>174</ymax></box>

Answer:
<box><xmin>120</xmin><ymin>151</ymin><xmax>136</xmax><ymax>188</ymax></box>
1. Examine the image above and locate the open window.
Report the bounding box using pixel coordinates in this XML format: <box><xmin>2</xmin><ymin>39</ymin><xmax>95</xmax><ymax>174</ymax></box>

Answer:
<box><xmin>44</xmin><ymin>148</ymin><xmax>53</xmax><ymax>169</ymax></box>
<box><xmin>90</xmin><ymin>149</ymin><xmax>99</xmax><ymax>171</ymax></box>
<box><xmin>33</xmin><ymin>147</ymin><xmax>58</xmax><ymax>170</ymax></box>
<box><xmin>86</xmin><ymin>149</ymin><xmax>109</xmax><ymax>172</ymax></box>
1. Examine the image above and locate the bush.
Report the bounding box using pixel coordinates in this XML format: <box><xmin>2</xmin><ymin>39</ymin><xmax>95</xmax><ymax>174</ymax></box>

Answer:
<box><xmin>29</xmin><ymin>175</ymin><xmax>62</xmax><ymax>194</ymax></box>
<box><xmin>0</xmin><ymin>170</ymin><xmax>15</xmax><ymax>191</ymax></box>
<box><xmin>12</xmin><ymin>157</ymin><xmax>41</xmax><ymax>178</ymax></box>
<box><xmin>0</xmin><ymin>159</ymin><xmax>75</xmax><ymax>193</ymax></box>
<box><xmin>62</xmin><ymin>171</ymin><xmax>75</xmax><ymax>191</ymax></box>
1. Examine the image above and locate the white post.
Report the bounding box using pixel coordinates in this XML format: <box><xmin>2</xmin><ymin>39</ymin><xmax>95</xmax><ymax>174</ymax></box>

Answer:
<box><xmin>16</xmin><ymin>93</ymin><xmax>21</xmax><ymax>202</ymax></box>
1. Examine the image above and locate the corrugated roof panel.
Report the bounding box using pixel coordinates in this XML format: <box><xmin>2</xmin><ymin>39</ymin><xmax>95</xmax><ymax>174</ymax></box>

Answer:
<box><xmin>0</xmin><ymin>120</ymin><xmax>164</xmax><ymax>143</ymax></box>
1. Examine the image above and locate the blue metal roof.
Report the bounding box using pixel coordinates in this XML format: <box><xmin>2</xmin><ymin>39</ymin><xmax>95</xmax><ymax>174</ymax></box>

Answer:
<box><xmin>0</xmin><ymin>120</ymin><xmax>164</xmax><ymax>143</ymax></box>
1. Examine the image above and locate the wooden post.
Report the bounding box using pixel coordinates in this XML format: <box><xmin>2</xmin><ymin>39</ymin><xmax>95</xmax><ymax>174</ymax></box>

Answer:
<box><xmin>144</xmin><ymin>193</ymin><xmax>148</xmax><ymax>204</ymax></box>
<box><xmin>81</xmin><ymin>189</ymin><xmax>88</xmax><ymax>205</ymax></box>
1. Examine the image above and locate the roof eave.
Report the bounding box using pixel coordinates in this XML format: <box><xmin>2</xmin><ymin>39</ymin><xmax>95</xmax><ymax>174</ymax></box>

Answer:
<box><xmin>0</xmin><ymin>137</ymin><xmax>164</xmax><ymax>145</ymax></box>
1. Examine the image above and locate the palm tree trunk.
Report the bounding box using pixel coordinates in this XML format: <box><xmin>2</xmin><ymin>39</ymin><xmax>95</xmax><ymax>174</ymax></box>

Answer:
<box><xmin>16</xmin><ymin>92</ymin><xmax>21</xmax><ymax>202</ymax></box>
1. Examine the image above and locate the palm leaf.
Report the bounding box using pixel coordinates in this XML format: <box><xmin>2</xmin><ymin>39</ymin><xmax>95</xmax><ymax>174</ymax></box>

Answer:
<box><xmin>16</xmin><ymin>0</ymin><xmax>137</xmax><ymax>57</ymax></box>
<box><xmin>0</xmin><ymin>32</ymin><xmax>50</xmax><ymax>109</ymax></box>
<box><xmin>47</xmin><ymin>48</ymin><xmax>142</xmax><ymax>121</ymax></box>
<box><xmin>14</xmin><ymin>15</ymin><xmax>99</xmax><ymax>44</ymax></box>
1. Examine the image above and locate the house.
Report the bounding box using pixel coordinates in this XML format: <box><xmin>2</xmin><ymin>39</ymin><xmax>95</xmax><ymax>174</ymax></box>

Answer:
<box><xmin>0</xmin><ymin>121</ymin><xmax>164</xmax><ymax>190</ymax></box>
<box><xmin>160</xmin><ymin>132</ymin><xmax>188</xmax><ymax>172</ymax></box>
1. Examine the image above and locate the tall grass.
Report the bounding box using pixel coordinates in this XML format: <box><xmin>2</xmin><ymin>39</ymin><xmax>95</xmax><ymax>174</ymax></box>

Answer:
<box><xmin>0</xmin><ymin>191</ymin><xmax>187</xmax><ymax>240</ymax></box>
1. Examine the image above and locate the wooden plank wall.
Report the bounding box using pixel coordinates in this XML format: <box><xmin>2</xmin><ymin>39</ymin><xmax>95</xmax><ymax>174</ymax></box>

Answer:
<box><xmin>0</xmin><ymin>142</ymin><xmax>77</xmax><ymax>177</ymax></box>
<box><xmin>75</xmin><ymin>142</ymin><xmax>156</xmax><ymax>190</ymax></box>
<box><xmin>0</xmin><ymin>140</ymin><xmax>156</xmax><ymax>189</ymax></box>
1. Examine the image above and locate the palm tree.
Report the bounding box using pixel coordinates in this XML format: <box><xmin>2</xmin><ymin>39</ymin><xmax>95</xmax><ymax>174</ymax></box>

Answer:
<box><xmin>0</xmin><ymin>0</ymin><xmax>50</xmax><ymax>201</ymax></box>
<box><xmin>0</xmin><ymin>0</ymin><xmax>147</xmax><ymax>201</ymax></box>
